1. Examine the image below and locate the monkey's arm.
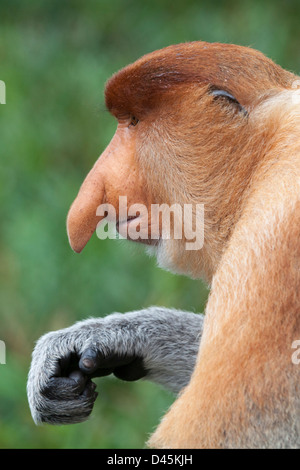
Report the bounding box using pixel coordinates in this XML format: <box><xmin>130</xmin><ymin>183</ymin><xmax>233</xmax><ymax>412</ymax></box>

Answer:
<box><xmin>27</xmin><ymin>308</ymin><xmax>203</xmax><ymax>425</ymax></box>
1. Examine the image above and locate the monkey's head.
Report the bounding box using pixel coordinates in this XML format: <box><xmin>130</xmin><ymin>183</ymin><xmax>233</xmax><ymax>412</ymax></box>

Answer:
<box><xmin>67</xmin><ymin>42</ymin><xmax>296</xmax><ymax>281</ymax></box>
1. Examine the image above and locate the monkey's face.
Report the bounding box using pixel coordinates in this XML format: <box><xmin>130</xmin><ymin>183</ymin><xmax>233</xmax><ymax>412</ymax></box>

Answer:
<box><xmin>66</xmin><ymin>87</ymin><xmax>237</xmax><ymax>279</ymax></box>
<box><xmin>67</xmin><ymin>42</ymin><xmax>295</xmax><ymax>279</ymax></box>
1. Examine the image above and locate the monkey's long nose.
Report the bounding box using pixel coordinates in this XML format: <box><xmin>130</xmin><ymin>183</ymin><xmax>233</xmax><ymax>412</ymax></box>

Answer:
<box><xmin>67</xmin><ymin>166</ymin><xmax>106</xmax><ymax>253</ymax></box>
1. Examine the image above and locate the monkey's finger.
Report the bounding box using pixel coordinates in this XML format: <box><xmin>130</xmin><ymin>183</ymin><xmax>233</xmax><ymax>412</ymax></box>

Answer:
<box><xmin>79</xmin><ymin>349</ymin><xmax>147</xmax><ymax>380</ymax></box>
<box><xmin>68</xmin><ymin>370</ymin><xmax>88</xmax><ymax>388</ymax></box>
<box><xmin>81</xmin><ymin>379</ymin><xmax>98</xmax><ymax>398</ymax></box>
<box><xmin>79</xmin><ymin>348</ymin><xmax>124</xmax><ymax>374</ymax></box>
<box><xmin>79</xmin><ymin>348</ymin><xmax>118</xmax><ymax>375</ymax></box>
<box><xmin>42</xmin><ymin>374</ymin><xmax>89</xmax><ymax>400</ymax></box>
<box><xmin>79</xmin><ymin>348</ymin><xmax>102</xmax><ymax>374</ymax></box>
<box><xmin>37</xmin><ymin>381</ymin><xmax>98</xmax><ymax>425</ymax></box>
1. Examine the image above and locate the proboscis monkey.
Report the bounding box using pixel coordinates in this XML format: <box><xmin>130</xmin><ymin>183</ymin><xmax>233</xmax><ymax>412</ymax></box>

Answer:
<box><xmin>27</xmin><ymin>42</ymin><xmax>300</xmax><ymax>448</ymax></box>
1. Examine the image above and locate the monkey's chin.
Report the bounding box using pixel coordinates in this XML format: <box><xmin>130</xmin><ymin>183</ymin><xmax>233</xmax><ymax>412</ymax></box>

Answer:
<box><xmin>145</xmin><ymin>240</ymin><xmax>184</xmax><ymax>276</ymax></box>
<box><xmin>146</xmin><ymin>239</ymin><xmax>204</xmax><ymax>280</ymax></box>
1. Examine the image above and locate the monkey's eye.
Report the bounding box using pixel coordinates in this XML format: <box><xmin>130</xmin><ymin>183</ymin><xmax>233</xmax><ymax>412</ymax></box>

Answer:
<box><xmin>210</xmin><ymin>88</ymin><xmax>248</xmax><ymax>116</ymax></box>
<box><xmin>129</xmin><ymin>115</ymin><xmax>139</xmax><ymax>127</ymax></box>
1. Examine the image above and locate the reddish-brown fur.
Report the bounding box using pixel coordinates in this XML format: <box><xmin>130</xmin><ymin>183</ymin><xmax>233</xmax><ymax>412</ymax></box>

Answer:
<box><xmin>105</xmin><ymin>42</ymin><xmax>294</xmax><ymax>118</ymax></box>
<box><xmin>67</xmin><ymin>42</ymin><xmax>300</xmax><ymax>448</ymax></box>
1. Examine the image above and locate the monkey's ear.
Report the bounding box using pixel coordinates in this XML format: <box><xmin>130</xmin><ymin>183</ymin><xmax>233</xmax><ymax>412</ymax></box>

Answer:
<box><xmin>210</xmin><ymin>87</ymin><xmax>248</xmax><ymax>116</ymax></box>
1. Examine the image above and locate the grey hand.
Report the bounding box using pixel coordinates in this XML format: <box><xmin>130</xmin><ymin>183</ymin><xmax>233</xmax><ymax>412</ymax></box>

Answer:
<box><xmin>27</xmin><ymin>308</ymin><xmax>203</xmax><ymax>425</ymax></box>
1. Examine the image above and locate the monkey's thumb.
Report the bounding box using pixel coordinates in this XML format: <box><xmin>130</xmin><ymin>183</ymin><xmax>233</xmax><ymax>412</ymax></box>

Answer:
<box><xmin>79</xmin><ymin>348</ymin><xmax>100</xmax><ymax>374</ymax></box>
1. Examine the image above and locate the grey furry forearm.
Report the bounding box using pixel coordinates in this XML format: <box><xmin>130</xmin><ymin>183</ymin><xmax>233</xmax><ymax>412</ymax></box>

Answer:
<box><xmin>97</xmin><ymin>307</ymin><xmax>204</xmax><ymax>392</ymax></box>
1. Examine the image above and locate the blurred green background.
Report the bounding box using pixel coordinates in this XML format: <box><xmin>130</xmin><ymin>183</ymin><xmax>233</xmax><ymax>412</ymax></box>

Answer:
<box><xmin>1</xmin><ymin>0</ymin><xmax>300</xmax><ymax>449</ymax></box>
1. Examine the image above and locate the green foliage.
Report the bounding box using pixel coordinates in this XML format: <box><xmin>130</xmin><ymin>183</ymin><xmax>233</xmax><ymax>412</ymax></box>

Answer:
<box><xmin>0</xmin><ymin>0</ymin><xmax>299</xmax><ymax>448</ymax></box>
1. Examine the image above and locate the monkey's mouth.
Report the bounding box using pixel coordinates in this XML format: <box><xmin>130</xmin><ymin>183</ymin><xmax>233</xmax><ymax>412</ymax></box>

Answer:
<box><xmin>116</xmin><ymin>215</ymin><xmax>140</xmax><ymax>231</ymax></box>
<box><xmin>116</xmin><ymin>216</ymin><xmax>158</xmax><ymax>246</ymax></box>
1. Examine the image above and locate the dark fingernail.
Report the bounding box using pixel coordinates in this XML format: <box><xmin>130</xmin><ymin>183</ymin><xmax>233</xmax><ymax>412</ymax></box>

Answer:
<box><xmin>82</xmin><ymin>357</ymin><xmax>95</xmax><ymax>369</ymax></box>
